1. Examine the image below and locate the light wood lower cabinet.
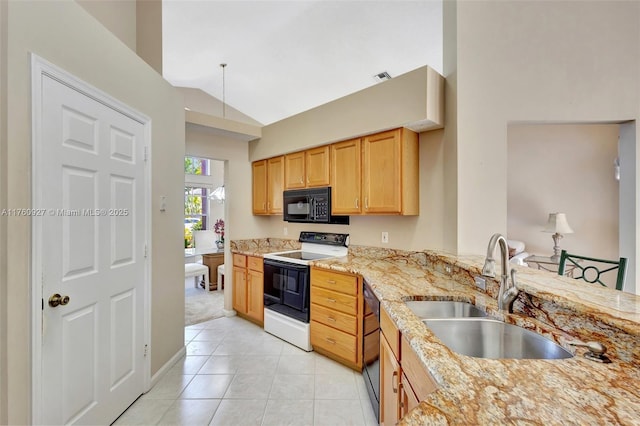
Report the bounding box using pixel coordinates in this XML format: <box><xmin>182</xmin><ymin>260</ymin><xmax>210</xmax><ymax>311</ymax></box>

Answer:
<box><xmin>232</xmin><ymin>254</ymin><xmax>264</xmax><ymax>326</ymax></box>
<box><xmin>380</xmin><ymin>306</ymin><xmax>437</xmax><ymax>425</ymax></box>
<box><xmin>310</xmin><ymin>267</ymin><xmax>363</xmax><ymax>371</ymax></box>
<box><xmin>380</xmin><ymin>333</ymin><xmax>401</xmax><ymax>426</ymax></box>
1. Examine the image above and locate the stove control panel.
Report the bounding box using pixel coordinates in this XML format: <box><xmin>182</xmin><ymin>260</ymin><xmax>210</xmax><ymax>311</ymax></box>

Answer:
<box><xmin>299</xmin><ymin>231</ymin><xmax>349</xmax><ymax>247</ymax></box>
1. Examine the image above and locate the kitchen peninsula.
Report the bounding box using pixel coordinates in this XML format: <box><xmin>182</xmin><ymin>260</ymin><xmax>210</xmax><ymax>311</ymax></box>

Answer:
<box><xmin>231</xmin><ymin>238</ymin><xmax>640</xmax><ymax>425</ymax></box>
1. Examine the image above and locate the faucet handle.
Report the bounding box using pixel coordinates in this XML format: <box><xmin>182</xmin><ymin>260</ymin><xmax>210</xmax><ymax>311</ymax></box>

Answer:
<box><xmin>500</xmin><ymin>268</ymin><xmax>520</xmax><ymax>312</ymax></box>
<box><xmin>568</xmin><ymin>341</ymin><xmax>611</xmax><ymax>363</ymax></box>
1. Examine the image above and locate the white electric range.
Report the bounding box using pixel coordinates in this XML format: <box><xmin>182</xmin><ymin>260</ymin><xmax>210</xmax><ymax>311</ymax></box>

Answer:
<box><xmin>262</xmin><ymin>231</ymin><xmax>349</xmax><ymax>351</ymax></box>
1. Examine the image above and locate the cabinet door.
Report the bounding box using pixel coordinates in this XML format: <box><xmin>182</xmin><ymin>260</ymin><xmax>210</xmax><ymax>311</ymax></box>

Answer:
<box><xmin>252</xmin><ymin>160</ymin><xmax>268</xmax><ymax>215</ymax></box>
<box><xmin>306</xmin><ymin>146</ymin><xmax>330</xmax><ymax>187</ymax></box>
<box><xmin>400</xmin><ymin>372</ymin><xmax>420</xmax><ymax>418</ymax></box>
<box><xmin>362</xmin><ymin>129</ymin><xmax>401</xmax><ymax>214</ymax></box>
<box><xmin>380</xmin><ymin>334</ymin><xmax>401</xmax><ymax>426</ymax></box>
<box><xmin>330</xmin><ymin>138</ymin><xmax>362</xmax><ymax>215</ymax></box>
<box><xmin>247</xmin><ymin>269</ymin><xmax>264</xmax><ymax>323</ymax></box>
<box><xmin>232</xmin><ymin>266</ymin><xmax>247</xmax><ymax>314</ymax></box>
<box><xmin>267</xmin><ymin>156</ymin><xmax>284</xmax><ymax>214</ymax></box>
<box><xmin>284</xmin><ymin>151</ymin><xmax>305</xmax><ymax>189</ymax></box>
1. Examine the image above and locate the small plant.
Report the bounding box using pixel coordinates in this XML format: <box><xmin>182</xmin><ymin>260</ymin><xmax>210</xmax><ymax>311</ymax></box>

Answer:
<box><xmin>214</xmin><ymin>218</ymin><xmax>225</xmax><ymax>243</ymax></box>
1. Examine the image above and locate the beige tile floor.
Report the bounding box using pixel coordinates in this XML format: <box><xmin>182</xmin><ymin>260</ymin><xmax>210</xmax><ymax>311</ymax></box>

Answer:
<box><xmin>114</xmin><ymin>315</ymin><xmax>378</xmax><ymax>426</ymax></box>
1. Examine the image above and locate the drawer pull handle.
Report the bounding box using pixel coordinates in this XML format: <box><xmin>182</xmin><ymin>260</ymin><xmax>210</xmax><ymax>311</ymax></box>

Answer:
<box><xmin>327</xmin><ymin>317</ymin><xmax>336</xmax><ymax>322</ymax></box>
<box><xmin>325</xmin><ymin>338</ymin><xmax>336</xmax><ymax>344</ymax></box>
<box><xmin>326</xmin><ymin>280</ymin><xmax>336</xmax><ymax>284</ymax></box>
<box><xmin>327</xmin><ymin>298</ymin><xmax>336</xmax><ymax>303</ymax></box>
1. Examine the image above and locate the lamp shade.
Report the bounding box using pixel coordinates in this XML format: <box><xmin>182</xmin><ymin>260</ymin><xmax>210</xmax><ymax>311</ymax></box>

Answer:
<box><xmin>543</xmin><ymin>213</ymin><xmax>573</xmax><ymax>234</ymax></box>
<box><xmin>209</xmin><ymin>185</ymin><xmax>225</xmax><ymax>202</ymax></box>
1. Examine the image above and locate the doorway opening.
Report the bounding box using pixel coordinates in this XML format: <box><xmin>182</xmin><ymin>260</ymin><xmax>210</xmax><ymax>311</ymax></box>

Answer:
<box><xmin>184</xmin><ymin>157</ymin><xmax>226</xmax><ymax>325</ymax></box>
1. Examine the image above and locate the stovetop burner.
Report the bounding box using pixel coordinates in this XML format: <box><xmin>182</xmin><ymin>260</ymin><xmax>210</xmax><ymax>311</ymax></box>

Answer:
<box><xmin>263</xmin><ymin>231</ymin><xmax>350</xmax><ymax>265</ymax></box>
<box><xmin>273</xmin><ymin>251</ymin><xmax>335</xmax><ymax>261</ymax></box>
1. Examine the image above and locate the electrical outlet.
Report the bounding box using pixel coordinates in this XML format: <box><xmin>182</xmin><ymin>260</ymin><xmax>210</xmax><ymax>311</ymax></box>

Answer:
<box><xmin>381</xmin><ymin>232</ymin><xmax>389</xmax><ymax>243</ymax></box>
<box><xmin>283</xmin><ymin>226</ymin><xmax>288</xmax><ymax>236</ymax></box>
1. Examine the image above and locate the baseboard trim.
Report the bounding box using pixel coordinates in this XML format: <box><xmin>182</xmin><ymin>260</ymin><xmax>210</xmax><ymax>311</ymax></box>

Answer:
<box><xmin>148</xmin><ymin>345</ymin><xmax>186</xmax><ymax>391</ymax></box>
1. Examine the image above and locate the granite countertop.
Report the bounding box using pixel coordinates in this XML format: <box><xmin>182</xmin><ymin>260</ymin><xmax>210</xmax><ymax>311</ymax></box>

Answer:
<box><xmin>231</xmin><ymin>240</ymin><xmax>640</xmax><ymax>424</ymax></box>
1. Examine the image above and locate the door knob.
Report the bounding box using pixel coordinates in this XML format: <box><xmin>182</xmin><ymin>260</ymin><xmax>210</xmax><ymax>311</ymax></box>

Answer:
<box><xmin>49</xmin><ymin>293</ymin><xmax>70</xmax><ymax>307</ymax></box>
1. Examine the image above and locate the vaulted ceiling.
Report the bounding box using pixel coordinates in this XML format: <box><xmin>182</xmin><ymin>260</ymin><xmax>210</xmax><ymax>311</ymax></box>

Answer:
<box><xmin>162</xmin><ymin>0</ymin><xmax>443</xmax><ymax>125</ymax></box>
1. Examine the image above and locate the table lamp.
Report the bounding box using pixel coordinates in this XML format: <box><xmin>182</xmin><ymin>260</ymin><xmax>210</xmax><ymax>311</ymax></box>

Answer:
<box><xmin>543</xmin><ymin>213</ymin><xmax>574</xmax><ymax>262</ymax></box>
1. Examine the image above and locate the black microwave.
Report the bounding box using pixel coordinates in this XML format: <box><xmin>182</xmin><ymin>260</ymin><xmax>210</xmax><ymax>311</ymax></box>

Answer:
<box><xmin>283</xmin><ymin>187</ymin><xmax>349</xmax><ymax>224</ymax></box>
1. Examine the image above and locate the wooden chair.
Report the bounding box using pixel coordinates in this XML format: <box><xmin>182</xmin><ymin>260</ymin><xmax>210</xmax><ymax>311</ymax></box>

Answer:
<box><xmin>558</xmin><ymin>250</ymin><xmax>627</xmax><ymax>291</ymax></box>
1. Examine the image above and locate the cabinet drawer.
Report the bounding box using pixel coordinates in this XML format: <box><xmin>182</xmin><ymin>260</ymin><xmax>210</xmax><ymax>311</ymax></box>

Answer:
<box><xmin>311</xmin><ymin>303</ymin><xmax>357</xmax><ymax>335</ymax></box>
<box><xmin>311</xmin><ymin>268</ymin><xmax>358</xmax><ymax>295</ymax></box>
<box><xmin>247</xmin><ymin>256</ymin><xmax>263</xmax><ymax>272</ymax></box>
<box><xmin>233</xmin><ymin>254</ymin><xmax>247</xmax><ymax>268</ymax></box>
<box><xmin>311</xmin><ymin>320</ymin><xmax>357</xmax><ymax>364</ymax></box>
<box><xmin>311</xmin><ymin>286</ymin><xmax>357</xmax><ymax>314</ymax></box>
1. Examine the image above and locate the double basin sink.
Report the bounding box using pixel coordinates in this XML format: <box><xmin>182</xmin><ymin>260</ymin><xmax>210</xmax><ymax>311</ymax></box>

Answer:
<box><xmin>405</xmin><ymin>301</ymin><xmax>573</xmax><ymax>360</ymax></box>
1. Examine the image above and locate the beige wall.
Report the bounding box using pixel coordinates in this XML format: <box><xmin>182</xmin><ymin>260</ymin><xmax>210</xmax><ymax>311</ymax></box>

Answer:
<box><xmin>3</xmin><ymin>1</ymin><xmax>184</xmax><ymax>423</ymax></box>
<box><xmin>448</xmin><ymin>1</ymin><xmax>640</xmax><ymax>259</ymax></box>
<box><xmin>76</xmin><ymin>0</ymin><xmax>137</xmax><ymax>51</ymax></box>
<box><xmin>0</xmin><ymin>0</ymin><xmax>7</xmax><ymax>422</ymax></box>
<box><xmin>507</xmin><ymin>124</ymin><xmax>620</xmax><ymax>276</ymax></box>
<box><xmin>136</xmin><ymin>0</ymin><xmax>163</xmax><ymax>74</ymax></box>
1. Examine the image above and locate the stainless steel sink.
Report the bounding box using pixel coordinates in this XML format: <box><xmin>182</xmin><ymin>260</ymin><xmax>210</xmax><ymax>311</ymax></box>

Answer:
<box><xmin>423</xmin><ymin>318</ymin><xmax>573</xmax><ymax>360</ymax></box>
<box><xmin>405</xmin><ymin>300</ymin><xmax>487</xmax><ymax>319</ymax></box>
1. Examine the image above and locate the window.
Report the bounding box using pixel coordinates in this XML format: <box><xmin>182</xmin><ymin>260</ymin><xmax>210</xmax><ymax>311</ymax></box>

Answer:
<box><xmin>184</xmin><ymin>157</ymin><xmax>211</xmax><ymax>248</ymax></box>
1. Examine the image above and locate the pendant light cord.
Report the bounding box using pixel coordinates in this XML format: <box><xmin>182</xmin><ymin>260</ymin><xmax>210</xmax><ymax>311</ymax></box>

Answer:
<box><xmin>220</xmin><ymin>63</ymin><xmax>227</xmax><ymax>118</ymax></box>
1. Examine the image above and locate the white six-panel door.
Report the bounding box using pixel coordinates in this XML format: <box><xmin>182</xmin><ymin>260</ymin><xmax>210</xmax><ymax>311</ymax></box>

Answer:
<box><xmin>34</xmin><ymin>60</ymin><xmax>148</xmax><ymax>425</ymax></box>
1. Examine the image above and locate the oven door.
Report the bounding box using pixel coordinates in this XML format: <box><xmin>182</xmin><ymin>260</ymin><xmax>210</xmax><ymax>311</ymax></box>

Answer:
<box><xmin>263</xmin><ymin>259</ymin><xmax>310</xmax><ymax>323</ymax></box>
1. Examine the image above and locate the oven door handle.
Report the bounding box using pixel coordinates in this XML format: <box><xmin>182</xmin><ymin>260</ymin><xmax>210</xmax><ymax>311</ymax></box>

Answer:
<box><xmin>309</xmin><ymin>196</ymin><xmax>316</xmax><ymax>221</ymax></box>
<box><xmin>264</xmin><ymin>258</ymin><xmax>310</xmax><ymax>272</ymax></box>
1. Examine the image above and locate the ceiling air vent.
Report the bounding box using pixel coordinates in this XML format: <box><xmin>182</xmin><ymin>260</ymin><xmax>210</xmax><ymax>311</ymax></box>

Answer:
<box><xmin>373</xmin><ymin>71</ymin><xmax>392</xmax><ymax>82</ymax></box>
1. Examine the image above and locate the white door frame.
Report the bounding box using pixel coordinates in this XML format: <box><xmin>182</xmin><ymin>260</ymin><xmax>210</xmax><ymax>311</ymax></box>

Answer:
<box><xmin>30</xmin><ymin>54</ymin><xmax>152</xmax><ymax>424</ymax></box>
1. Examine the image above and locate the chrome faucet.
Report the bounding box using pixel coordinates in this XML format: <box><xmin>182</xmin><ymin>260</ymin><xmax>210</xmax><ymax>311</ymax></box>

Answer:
<box><xmin>482</xmin><ymin>233</ymin><xmax>519</xmax><ymax>312</ymax></box>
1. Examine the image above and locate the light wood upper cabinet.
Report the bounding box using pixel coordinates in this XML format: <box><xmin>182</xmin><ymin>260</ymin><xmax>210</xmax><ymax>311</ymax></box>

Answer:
<box><xmin>362</xmin><ymin>128</ymin><xmax>418</xmax><ymax>215</ymax></box>
<box><xmin>256</xmin><ymin>127</ymin><xmax>418</xmax><ymax>216</ymax></box>
<box><xmin>285</xmin><ymin>146</ymin><xmax>330</xmax><ymax>189</ymax></box>
<box><xmin>284</xmin><ymin>151</ymin><xmax>305</xmax><ymax>189</ymax></box>
<box><xmin>306</xmin><ymin>146</ymin><xmax>330</xmax><ymax>187</ymax></box>
<box><xmin>252</xmin><ymin>160</ymin><xmax>268</xmax><ymax>214</ymax></box>
<box><xmin>330</xmin><ymin>138</ymin><xmax>362</xmax><ymax>215</ymax></box>
<box><xmin>267</xmin><ymin>156</ymin><xmax>284</xmax><ymax>214</ymax></box>
<box><xmin>253</xmin><ymin>156</ymin><xmax>284</xmax><ymax>215</ymax></box>
<box><xmin>331</xmin><ymin>128</ymin><xmax>419</xmax><ymax>216</ymax></box>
